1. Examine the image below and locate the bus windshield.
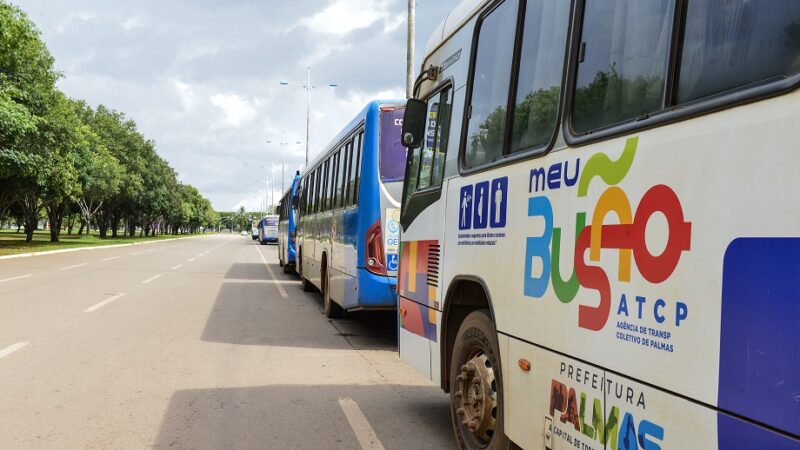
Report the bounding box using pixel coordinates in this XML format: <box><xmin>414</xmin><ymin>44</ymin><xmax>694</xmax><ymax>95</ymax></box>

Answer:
<box><xmin>379</xmin><ymin>108</ymin><xmax>406</xmax><ymax>183</ymax></box>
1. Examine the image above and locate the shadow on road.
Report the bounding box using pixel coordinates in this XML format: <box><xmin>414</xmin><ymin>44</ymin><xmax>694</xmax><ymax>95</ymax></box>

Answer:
<box><xmin>200</xmin><ymin>281</ymin><xmax>351</xmax><ymax>349</ymax></box>
<box><xmin>152</xmin><ymin>384</ymin><xmax>455</xmax><ymax>449</ymax></box>
<box><xmin>224</xmin><ymin>263</ymin><xmax>273</xmax><ymax>281</ymax></box>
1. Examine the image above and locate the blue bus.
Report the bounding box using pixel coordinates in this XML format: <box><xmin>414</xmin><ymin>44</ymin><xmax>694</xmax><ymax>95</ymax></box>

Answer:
<box><xmin>258</xmin><ymin>215</ymin><xmax>279</xmax><ymax>244</ymax></box>
<box><xmin>296</xmin><ymin>100</ymin><xmax>406</xmax><ymax>317</ymax></box>
<box><xmin>277</xmin><ymin>171</ymin><xmax>301</xmax><ymax>274</ymax></box>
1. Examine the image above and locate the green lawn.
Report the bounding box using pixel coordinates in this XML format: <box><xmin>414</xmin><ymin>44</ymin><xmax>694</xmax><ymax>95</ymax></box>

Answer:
<box><xmin>0</xmin><ymin>229</ymin><xmax>198</xmax><ymax>256</ymax></box>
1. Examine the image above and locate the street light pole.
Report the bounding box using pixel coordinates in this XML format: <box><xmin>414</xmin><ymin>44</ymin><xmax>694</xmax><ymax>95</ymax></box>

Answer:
<box><xmin>407</xmin><ymin>0</ymin><xmax>415</xmax><ymax>98</ymax></box>
<box><xmin>305</xmin><ymin>67</ymin><xmax>311</xmax><ymax>168</ymax></box>
<box><xmin>281</xmin><ymin>68</ymin><xmax>338</xmax><ymax>169</ymax></box>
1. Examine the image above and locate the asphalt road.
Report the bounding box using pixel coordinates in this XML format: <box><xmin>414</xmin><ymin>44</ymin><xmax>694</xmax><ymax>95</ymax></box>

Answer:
<box><xmin>0</xmin><ymin>234</ymin><xmax>455</xmax><ymax>449</ymax></box>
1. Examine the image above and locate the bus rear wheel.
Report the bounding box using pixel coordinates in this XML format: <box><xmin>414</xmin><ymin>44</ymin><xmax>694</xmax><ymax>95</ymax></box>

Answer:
<box><xmin>450</xmin><ymin>310</ymin><xmax>511</xmax><ymax>450</ymax></box>
<box><xmin>323</xmin><ymin>265</ymin><xmax>343</xmax><ymax>318</ymax></box>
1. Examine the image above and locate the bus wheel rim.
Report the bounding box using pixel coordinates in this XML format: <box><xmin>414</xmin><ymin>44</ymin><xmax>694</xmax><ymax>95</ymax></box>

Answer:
<box><xmin>455</xmin><ymin>351</ymin><xmax>497</xmax><ymax>444</ymax></box>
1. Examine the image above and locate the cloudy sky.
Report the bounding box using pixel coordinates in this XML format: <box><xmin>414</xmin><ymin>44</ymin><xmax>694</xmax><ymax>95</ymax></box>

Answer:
<box><xmin>16</xmin><ymin>0</ymin><xmax>458</xmax><ymax>211</ymax></box>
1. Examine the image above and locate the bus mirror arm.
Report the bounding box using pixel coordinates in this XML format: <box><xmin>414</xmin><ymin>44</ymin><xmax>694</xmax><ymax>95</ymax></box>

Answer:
<box><xmin>412</xmin><ymin>65</ymin><xmax>441</xmax><ymax>99</ymax></box>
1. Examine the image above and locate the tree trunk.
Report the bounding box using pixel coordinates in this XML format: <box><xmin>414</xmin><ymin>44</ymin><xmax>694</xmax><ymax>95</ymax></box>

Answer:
<box><xmin>46</xmin><ymin>200</ymin><xmax>67</xmax><ymax>242</ymax></box>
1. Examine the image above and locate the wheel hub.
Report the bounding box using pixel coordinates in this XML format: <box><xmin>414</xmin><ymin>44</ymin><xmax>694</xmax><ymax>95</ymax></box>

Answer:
<box><xmin>454</xmin><ymin>352</ymin><xmax>497</xmax><ymax>443</ymax></box>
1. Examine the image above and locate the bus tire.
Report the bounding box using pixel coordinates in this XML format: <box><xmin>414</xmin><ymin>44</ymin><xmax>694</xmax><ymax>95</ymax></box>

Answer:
<box><xmin>282</xmin><ymin>263</ymin><xmax>293</xmax><ymax>274</ymax></box>
<box><xmin>450</xmin><ymin>310</ymin><xmax>511</xmax><ymax>450</ymax></box>
<box><xmin>323</xmin><ymin>264</ymin><xmax>343</xmax><ymax>318</ymax></box>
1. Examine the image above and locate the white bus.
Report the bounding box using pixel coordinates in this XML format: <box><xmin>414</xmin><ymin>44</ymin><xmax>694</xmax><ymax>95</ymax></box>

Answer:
<box><xmin>398</xmin><ymin>1</ymin><xmax>800</xmax><ymax>449</ymax></box>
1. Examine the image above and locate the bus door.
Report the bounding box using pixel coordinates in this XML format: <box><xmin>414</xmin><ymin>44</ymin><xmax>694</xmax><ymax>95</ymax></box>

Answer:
<box><xmin>398</xmin><ymin>85</ymin><xmax>455</xmax><ymax>381</ymax></box>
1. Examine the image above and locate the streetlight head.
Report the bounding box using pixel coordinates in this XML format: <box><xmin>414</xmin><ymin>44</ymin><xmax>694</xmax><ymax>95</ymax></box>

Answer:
<box><xmin>279</xmin><ymin>81</ymin><xmax>289</xmax><ymax>85</ymax></box>
<box><xmin>266</xmin><ymin>140</ymin><xmax>272</xmax><ymax>144</ymax></box>
<box><xmin>329</xmin><ymin>83</ymin><xmax>339</xmax><ymax>87</ymax></box>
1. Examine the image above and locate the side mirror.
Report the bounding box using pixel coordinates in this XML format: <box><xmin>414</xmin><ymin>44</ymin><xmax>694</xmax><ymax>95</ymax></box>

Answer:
<box><xmin>401</xmin><ymin>99</ymin><xmax>427</xmax><ymax>149</ymax></box>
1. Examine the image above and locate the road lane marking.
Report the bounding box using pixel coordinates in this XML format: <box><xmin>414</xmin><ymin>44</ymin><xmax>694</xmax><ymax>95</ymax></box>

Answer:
<box><xmin>60</xmin><ymin>263</ymin><xmax>87</xmax><ymax>270</ymax></box>
<box><xmin>130</xmin><ymin>251</ymin><xmax>143</xmax><ymax>255</ymax></box>
<box><xmin>141</xmin><ymin>274</ymin><xmax>162</xmax><ymax>284</ymax></box>
<box><xmin>338</xmin><ymin>398</ymin><xmax>385</xmax><ymax>450</ymax></box>
<box><xmin>255</xmin><ymin>246</ymin><xmax>288</xmax><ymax>298</ymax></box>
<box><xmin>102</xmin><ymin>256</ymin><xmax>120</xmax><ymax>261</ymax></box>
<box><xmin>0</xmin><ymin>342</ymin><xmax>29</xmax><ymax>360</ymax></box>
<box><xmin>188</xmin><ymin>257</ymin><xmax>196</xmax><ymax>262</ymax></box>
<box><xmin>84</xmin><ymin>293</ymin><xmax>125</xmax><ymax>312</ymax></box>
<box><xmin>0</xmin><ymin>274</ymin><xmax>33</xmax><ymax>284</ymax></box>
<box><xmin>171</xmin><ymin>264</ymin><xmax>183</xmax><ymax>270</ymax></box>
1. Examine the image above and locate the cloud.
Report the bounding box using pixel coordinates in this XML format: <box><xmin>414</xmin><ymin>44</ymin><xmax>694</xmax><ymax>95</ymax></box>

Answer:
<box><xmin>120</xmin><ymin>14</ymin><xmax>143</xmax><ymax>31</ymax></box>
<box><xmin>20</xmin><ymin>0</ymin><xmax>456</xmax><ymax>211</ymax></box>
<box><xmin>54</xmin><ymin>11</ymin><xmax>96</xmax><ymax>33</ymax></box>
<box><xmin>171</xmin><ymin>78</ymin><xmax>195</xmax><ymax>112</ymax></box>
<box><xmin>210</xmin><ymin>94</ymin><xmax>257</xmax><ymax>128</ymax></box>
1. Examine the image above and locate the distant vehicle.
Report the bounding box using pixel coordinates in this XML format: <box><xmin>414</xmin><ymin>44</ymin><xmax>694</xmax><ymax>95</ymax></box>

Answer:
<box><xmin>250</xmin><ymin>227</ymin><xmax>258</xmax><ymax>240</ymax></box>
<box><xmin>258</xmin><ymin>215</ymin><xmax>279</xmax><ymax>244</ymax></box>
<box><xmin>296</xmin><ymin>100</ymin><xmax>406</xmax><ymax>317</ymax></box>
<box><xmin>397</xmin><ymin>0</ymin><xmax>800</xmax><ymax>449</ymax></box>
<box><xmin>278</xmin><ymin>171</ymin><xmax>302</xmax><ymax>273</ymax></box>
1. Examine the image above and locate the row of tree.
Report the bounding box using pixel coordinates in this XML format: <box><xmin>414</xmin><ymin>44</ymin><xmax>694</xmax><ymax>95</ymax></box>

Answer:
<box><xmin>0</xmin><ymin>2</ymin><xmax>219</xmax><ymax>242</ymax></box>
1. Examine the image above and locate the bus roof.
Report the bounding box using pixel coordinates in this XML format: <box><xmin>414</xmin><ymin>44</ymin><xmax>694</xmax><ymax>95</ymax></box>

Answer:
<box><xmin>424</xmin><ymin>0</ymin><xmax>488</xmax><ymax>60</ymax></box>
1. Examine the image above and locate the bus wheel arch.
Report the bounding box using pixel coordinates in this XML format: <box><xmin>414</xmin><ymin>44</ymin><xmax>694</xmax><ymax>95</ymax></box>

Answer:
<box><xmin>442</xmin><ymin>277</ymin><xmax>511</xmax><ymax>449</ymax></box>
<box><xmin>321</xmin><ymin>252</ymin><xmax>343</xmax><ymax>318</ymax></box>
<box><xmin>440</xmin><ymin>276</ymin><xmax>499</xmax><ymax>393</ymax></box>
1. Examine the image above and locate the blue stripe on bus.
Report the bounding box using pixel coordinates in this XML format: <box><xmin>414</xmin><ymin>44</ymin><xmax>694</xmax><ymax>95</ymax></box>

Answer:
<box><xmin>719</xmin><ymin>237</ymin><xmax>800</xmax><ymax>437</ymax></box>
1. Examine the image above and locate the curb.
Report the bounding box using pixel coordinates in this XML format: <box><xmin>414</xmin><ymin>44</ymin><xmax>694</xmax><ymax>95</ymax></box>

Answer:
<box><xmin>0</xmin><ymin>235</ymin><xmax>211</xmax><ymax>261</ymax></box>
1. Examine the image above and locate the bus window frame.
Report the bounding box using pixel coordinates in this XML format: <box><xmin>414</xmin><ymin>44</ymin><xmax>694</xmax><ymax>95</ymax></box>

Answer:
<box><xmin>562</xmin><ymin>0</ymin><xmax>800</xmax><ymax>147</ymax></box>
<box><xmin>400</xmin><ymin>80</ymin><xmax>454</xmax><ymax>230</ymax></box>
<box><xmin>456</xmin><ymin>0</ymin><xmax>573</xmax><ymax>177</ymax></box>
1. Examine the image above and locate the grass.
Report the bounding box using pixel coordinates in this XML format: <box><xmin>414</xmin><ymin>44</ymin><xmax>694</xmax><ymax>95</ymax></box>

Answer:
<box><xmin>0</xmin><ymin>229</ymin><xmax>198</xmax><ymax>256</ymax></box>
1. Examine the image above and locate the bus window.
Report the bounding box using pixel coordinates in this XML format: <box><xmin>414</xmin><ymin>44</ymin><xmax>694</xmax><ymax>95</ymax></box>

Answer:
<box><xmin>572</xmin><ymin>1</ymin><xmax>674</xmax><ymax>133</ymax></box>
<box><xmin>353</xmin><ymin>132</ymin><xmax>363</xmax><ymax>204</ymax></box>
<box><xmin>677</xmin><ymin>1</ymin><xmax>800</xmax><ymax>104</ymax></box>
<box><xmin>379</xmin><ymin>108</ymin><xmax>407</xmax><ymax>183</ymax></box>
<box><xmin>430</xmin><ymin>88</ymin><xmax>453</xmax><ymax>186</ymax></box>
<box><xmin>464</xmin><ymin>0</ymin><xmax>519</xmax><ymax>168</ymax></box>
<box><xmin>338</xmin><ymin>144</ymin><xmax>350</xmax><ymax>208</ymax></box>
<box><xmin>406</xmin><ymin>86</ymin><xmax>453</xmax><ymax>199</ymax></box>
<box><xmin>329</xmin><ymin>153</ymin><xmax>339</xmax><ymax>210</ymax></box>
<box><xmin>343</xmin><ymin>140</ymin><xmax>353</xmax><ymax>205</ymax></box>
<box><xmin>509</xmin><ymin>0</ymin><xmax>570</xmax><ymax>153</ymax></box>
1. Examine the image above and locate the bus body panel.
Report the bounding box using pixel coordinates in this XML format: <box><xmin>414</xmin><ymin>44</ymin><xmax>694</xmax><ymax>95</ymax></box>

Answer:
<box><xmin>278</xmin><ymin>173</ymin><xmax>300</xmax><ymax>267</ymax></box>
<box><xmin>297</xmin><ymin>100</ymin><xmax>405</xmax><ymax>311</ymax></box>
<box><xmin>259</xmin><ymin>215</ymin><xmax>278</xmax><ymax>243</ymax></box>
<box><xmin>400</xmin><ymin>0</ymin><xmax>800</xmax><ymax>447</ymax></box>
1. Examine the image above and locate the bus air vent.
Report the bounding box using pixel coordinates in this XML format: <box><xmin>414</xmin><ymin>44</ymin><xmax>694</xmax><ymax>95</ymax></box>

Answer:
<box><xmin>427</xmin><ymin>244</ymin><xmax>440</xmax><ymax>288</ymax></box>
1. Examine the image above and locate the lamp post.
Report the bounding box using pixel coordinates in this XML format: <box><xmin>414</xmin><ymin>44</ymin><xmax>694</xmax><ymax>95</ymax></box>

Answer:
<box><xmin>267</xmin><ymin>134</ymin><xmax>302</xmax><ymax>191</ymax></box>
<box><xmin>280</xmin><ymin>67</ymin><xmax>338</xmax><ymax>167</ymax></box>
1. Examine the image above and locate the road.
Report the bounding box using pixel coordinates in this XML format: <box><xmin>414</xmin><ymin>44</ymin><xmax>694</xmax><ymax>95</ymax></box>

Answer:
<box><xmin>0</xmin><ymin>235</ymin><xmax>454</xmax><ymax>449</ymax></box>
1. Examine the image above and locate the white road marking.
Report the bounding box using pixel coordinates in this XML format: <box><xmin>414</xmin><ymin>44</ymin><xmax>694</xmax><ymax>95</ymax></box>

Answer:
<box><xmin>255</xmin><ymin>246</ymin><xmax>288</xmax><ymax>298</ymax></box>
<box><xmin>84</xmin><ymin>293</ymin><xmax>125</xmax><ymax>313</ymax></box>
<box><xmin>0</xmin><ymin>274</ymin><xmax>33</xmax><ymax>284</ymax></box>
<box><xmin>60</xmin><ymin>263</ymin><xmax>87</xmax><ymax>270</ymax></box>
<box><xmin>130</xmin><ymin>251</ymin><xmax>143</xmax><ymax>255</ymax></box>
<box><xmin>141</xmin><ymin>274</ymin><xmax>162</xmax><ymax>284</ymax></box>
<box><xmin>188</xmin><ymin>257</ymin><xmax>195</xmax><ymax>262</ymax></box>
<box><xmin>338</xmin><ymin>398</ymin><xmax>385</xmax><ymax>450</ymax></box>
<box><xmin>171</xmin><ymin>264</ymin><xmax>183</xmax><ymax>270</ymax></box>
<box><xmin>102</xmin><ymin>256</ymin><xmax>120</xmax><ymax>261</ymax></box>
<box><xmin>0</xmin><ymin>342</ymin><xmax>29</xmax><ymax>360</ymax></box>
